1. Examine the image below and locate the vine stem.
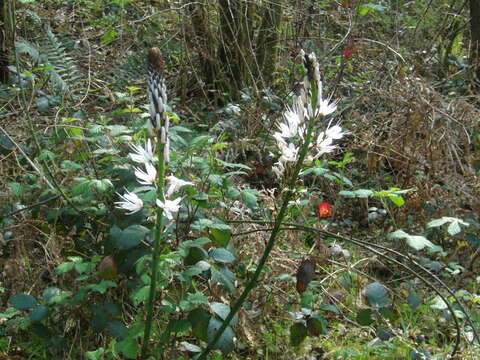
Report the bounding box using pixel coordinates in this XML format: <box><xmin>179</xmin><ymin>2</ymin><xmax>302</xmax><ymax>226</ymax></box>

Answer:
<box><xmin>198</xmin><ymin>117</ymin><xmax>317</xmax><ymax>359</ymax></box>
<box><xmin>141</xmin><ymin>139</ymin><xmax>166</xmax><ymax>359</ymax></box>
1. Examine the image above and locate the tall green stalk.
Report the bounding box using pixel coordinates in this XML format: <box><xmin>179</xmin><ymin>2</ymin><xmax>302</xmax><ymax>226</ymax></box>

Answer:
<box><xmin>141</xmin><ymin>138</ymin><xmax>166</xmax><ymax>359</ymax></box>
<box><xmin>198</xmin><ymin>114</ymin><xmax>318</xmax><ymax>359</ymax></box>
<box><xmin>141</xmin><ymin>47</ymin><xmax>169</xmax><ymax>359</ymax></box>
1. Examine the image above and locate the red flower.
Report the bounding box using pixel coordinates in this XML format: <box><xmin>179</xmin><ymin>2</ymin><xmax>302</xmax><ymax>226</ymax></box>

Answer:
<box><xmin>343</xmin><ymin>44</ymin><xmax>357</xmax><ymax>59</ymax></box>
<box><xmin>317</xmin><ymin>202</ymin><xmax>333</xmax><ymax>218</ymax></box>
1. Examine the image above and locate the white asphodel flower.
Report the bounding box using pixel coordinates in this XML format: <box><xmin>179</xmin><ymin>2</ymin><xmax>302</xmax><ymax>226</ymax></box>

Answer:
<box><xmin>325</xmin><ymin>124</ymin><xmax>347</xmax><ymax>140</ymax></box>
<box><xmin>129</xmin><ymin>139</ymin><xmax>155</xmax><ymax>164</ymax></box>
<box><xmin>115</xmin><ymin>190</ymin><xmax>143</xmax><ymax>214</ymax></box>
<box><xmin>273</xmin><ymin>131</ymin><xmax>287</xmax><ymax>148</ymax></box>
<box><xmin>134</xmin><ymin>162</ymin><xmax>157</xmax><ymax>185</ymax></box>
<box><xmin>317</xmin><ymin>97</ymin><xmax>338</xmax><ymax>117</ymax></box>
<box><xmin>315</xmin><ymin>133</ymin><xmax>337</xmax><ymax>155</ymax></box>
<box><xmin>165</xmin><ymin>175</ymin><xmax>194</xmax><ymax>197</ymax></box>
<box><xmin>156</xmin><ymin>197</ymin><xmax>182</xmax><ymax>220</ymax></box>
<box><xmin>279</xmin><ymin>142</ymin><xmax>299</xmax><ymax>163</ymax></box>
<box><xmin>272</xmin><ymin>161</ymin><xmax>285</xmax><ymax>178</ymax></box>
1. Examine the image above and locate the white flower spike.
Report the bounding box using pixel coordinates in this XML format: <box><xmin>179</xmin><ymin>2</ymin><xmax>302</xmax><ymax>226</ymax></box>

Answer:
<box><xmin>129</xmin><ymin>139</ymin><xmax>155</xmax><ymax>164</ymax></box>
<box><xmin>134</xmin><ymin>162</ymin><xmax>157</xmax><ymax>185</ymax></box>
<box><xmin>166</xmin><ymin>175</ymin><xmax>194</xmax><ymax>197</ymax></box>
<box><xmin>317</xmin><ymin>96</ymin><xmax>338</xmax><ymax>117</ymax></box>
<box><xmin>156</xmin><ymin>197</ymin><xmax>182</xmax><ymax>220</ymax></box>
<box><xmin>115</xmin><ymin>190</ymin><xmax>143</xmax><ymax>214</ymax></box>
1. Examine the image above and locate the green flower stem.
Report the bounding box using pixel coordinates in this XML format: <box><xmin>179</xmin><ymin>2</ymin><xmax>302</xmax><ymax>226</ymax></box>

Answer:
<box><xmin>141</xmin><ymin>139</ymin><xmax>167</xmax><ymax>359</ymax></box>
<box><xmin>198</xmin><ymin>120</ymin><xmax>316</xmax><ymax>360</ymax></box>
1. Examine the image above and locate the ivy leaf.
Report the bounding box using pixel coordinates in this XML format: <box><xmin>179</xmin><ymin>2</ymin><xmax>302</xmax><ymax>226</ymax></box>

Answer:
<box><xmin>211</xmin><ymin>228</ymin><xmax>231</xmax><ymax>247</ymax></box>
<box><xmin>339</xmin><ymin>189</ymin><xmax>373</xmax><ymax>198</ymax></box>
<box><xmin>210</xmin><ymin>302</ymin><xmax>238</xmax><ymax>326</ymax></box>
<box><xmin>210</xmin><ymin>248</ymin><xmax>235</xmax><ymax>264</ymax></box>
<box><xmin>240</xmin><ymin>189</ymin><xmax>258</xmax><ymax>209</ymax></box>
<box><xmin>306</xmin><ymin>314</ymin><xmax>328</xmax><ymax>336</ymax></box>
<box><xmin>408</xmin><ymin>290</ymin><xmax>421</xmax><ymax>309</ymax></box>
<box><xmin>10</xmin><ymin>293</ymin><xmax>37</xmax><ymax>310</ymax></box>
<box><xmin>387</xmin><ymin>230</ymin><xmax>434</xmax><ymax>250</ymax></box>
<box><xmin>290</xmin><ymin>322</ymin><xmax>308</xmax><ymax>346</ymax></box>
<box><xmin>117</xmin><ymin>225</ymin><xmax>150</xmax><ymax>250</ymax></box>
<box><xmin>427</xmin><ymin>217</ymin><xmax>469</xmax><ymax>236</ymax></box>
<box><xmin>356</xmin><ymin>308</ymin><xmax>374</xmax><ymax>326</ymax></box>
<box><xmin>188</xmin><ymin>308</ymin><xmax>211</xmax><ymax>342</ymax></box>
<box><xmin>207</xmin><ymin>317</ymin><xmax>235</xmax><ymax>353</ymax></box>
<box><xmin>29</xmin><ymin>304</ymin><xmax>49</xmax><ymax>322</ymax></box>
<box><xmin>365</xmin><ymin>282</ymin><xmax>389</xmax><ymax>307</ymax></box>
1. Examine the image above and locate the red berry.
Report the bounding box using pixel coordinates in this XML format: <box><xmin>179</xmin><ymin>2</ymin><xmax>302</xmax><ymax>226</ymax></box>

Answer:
<box><xmin>343</xmin><ymin>44</ymin><xmax>357</xmax><ymax>59</ymax></box>
<box><xmin>317</xmin><ymin>202</ymin><xmax>333</xmax><ymax>218</ymax></box>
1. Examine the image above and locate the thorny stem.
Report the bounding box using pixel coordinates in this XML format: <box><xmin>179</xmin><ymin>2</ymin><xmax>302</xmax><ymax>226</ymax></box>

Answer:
<box><xmin>141</xmin><ymin>138</ymin><xmax>167</xmax><ymax>359</ymax></box>
<box><xmin>198</xmin><ymin>118</ymin><xmax>317</xmax><ymax>359</ymax></box>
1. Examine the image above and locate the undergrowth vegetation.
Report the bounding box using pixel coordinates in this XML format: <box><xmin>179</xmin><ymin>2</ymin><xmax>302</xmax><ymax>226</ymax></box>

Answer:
<box><xmin>0</xmin><ymin>1</ymin><xmax>479</xmax><ymax>359</ymax></box>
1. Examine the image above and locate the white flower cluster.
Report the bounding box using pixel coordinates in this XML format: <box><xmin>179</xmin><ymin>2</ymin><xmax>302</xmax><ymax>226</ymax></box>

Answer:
<box><xmin>115</xmin><ymin>140</ymin><xmax>193</xmax><ymax>220</ymax></box>
<box><xmin>272</xmin><ymin>51</ymin><xmax>347</xmax><ymax>178</ymax></box>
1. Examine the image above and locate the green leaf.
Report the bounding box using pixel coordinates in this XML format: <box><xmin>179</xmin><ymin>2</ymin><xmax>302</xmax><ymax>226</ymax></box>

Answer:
<box><xmin>91</xmin><ymin>179</ymin><xmax>113</xmax><ymax>193</ymax></box>
<box><xmin>210</xmin><ymin>248</ymin><xmax>235</xmax><ymax>264</ymax></box>
<box><xmin>131</xmin><ymin>285</ymin><xmax>150</xmax><ymax>306</ymax></box>
<box><xmin>171</xmin><ymin>319</ymin><xmax>191</xmax><ymax>333</ymax></box>
<box><xmin>427</xmin><ymin>217</ymin><xmax>468</xmax><ymax>236</ymax></box>
<box><xmin>339</xmin><ymin>189</ymin><xmax>373</xmax><ymax>198</ymax></box>
<box><xmin>379</xmin><ymin>307</ymin><xmax>398</xmax><ymax>321</ymax></box>
<box><xmin>306</xmin><ymin>314</ymin><xmax>328</xmax><ymax>336</ymax></box>
<box><xmin>215</xmin><ymin>158</ymin><xmax>251</xmax><ymax>170</ymax></box>
<box><xmin>240</xmin><ymin>189</ymin><xmax>258</xmax><ymax>208</ymax></box>
<box><xmin>9</xmin><ymin>182</ymin><xmax>25</xmax><ymax>196</ymax></box>
<box><xmin>207</xmin><ymin>317</ymin><xmax>235</xmax><ymax>353</ymax></box>
<box><xmin>86</xmin><ymin>348</ymin><xmax>105</xmax><ymax>360</ymax></box>
<box><xmin>46</xmin><ymin>289</ymin><xmax>72</xmax><ymax>305</ymax></box>
<box><xmin>319</xmin><ymin>304</ymin><xmax>340</xmax><ymax>314</ymax></box>
<box><xmin>387</xmin><ymin>230</ymin><xmax>434</xmax><ymax>250</ymax></box>
<box><xmin>358</xmin><ymin>3</ymin><xmax>387</xmax><ymax>16</ymax></box>
<box><xmin>101</xmin><ymin>28</ymin><xmax>118</xmax><ymax>44</ymax></box>
<box><xmin>191</xmin><ymin>219</ymin><xmax>230</xmax><ymax>233</ymax></box>
<box><xmin>181</xmin><ymin>293</ymin><xmax>209</xmax><ymax>311</ymax></box>
<box><xmin>29</xmin><ymin>304</ymin><xmax>49</xmax><ymax>322</ymax></box>
<box><xmin>208</xmin><ymin>174</ymin><xmax>224</xmax><ymax>187</ymax></box>
<box><xmin>86</xmin><ymin>280</ymin><xmax>117</xmax><ymax>294</ymax></box>
<box><xmin>290</xmin><ymin>322</ymin><xmax>308</xmax><ymax>346</ymax></box>
<box><xmin>211</xmin><ymin>228</ymin><xmax>231</xmax><ymax>247</ymax></box>
<box><xmin>429</xmin><ymin>296</ymin><xmax>448</xmax><ymax>310</ymax></box>
<box><xmin>38</xmin><ymin>149</ymin><xmax>56</xmax><ymax>162</ymax></box>
<box><xmin>427</xmin><ymin>217</ymin><xmax>451</xmax><ymax>228</ymax></box>
<box><xmin>10</xmin><ymin>293</ymin><xmax>37</xmax><ymax>310</ymax></box>
<box><xmin>356</xmin><ymin>308</ymin><xmax>374</xmax><ymax>326</ymax></box>
<box><xmin>107</xmin><ymin>320</ymin><xmax>128</xmax><ymax>340</ymax></box>
<box><xmin>210</xmin><ymin>302</ymin><xmax>238</xmax><ymax>326</ymax></box>
<box><xmin>365</xmin><ymin>282</ymin><xmax>389</xmax><ymax>307</ymax></box>
<box><xmin>180</xmin><ymin>341</ymin><xmax>202</xmax><ymax>353</ymax></box>
<box><xmin>189</xmin><ymin>308</ymin><xmax>211</xmax><ymax>341</ymax></box>
<box><xmin>447</xmin><ymin>221</ymin><xmax>461</xmax><ymax>236</ymax></box>
<box><xmin>55</xmin><ymin>261</ymin><xmax>75</xmax><ymax>274</ymax></box>
<box><xmin>118</xmin><ymin>338</ymin><xmax>139</xmax><ymax>359</ymax></box>
<box><xmin>408</xmin><ymin>290</ymin><xmax>421</xmax><ymax>309</ymax></box>
<box><xmin>61</xmin><ymin>160</ymin><xmax>83</xmax><ymax>170</ymax></box>
<box><xmin>389</xmin><ymin>195</ymin><xmax>405</xmax><ymax>207</ymax></box>
<box><xmin>226</xmin><ymin>187</ymin><xmax>240</xmax><ymax>198</ymax></box>
<box><xmin>42</xmin><ymin>287</ymin><xmax>60</xmax><ymax>303</ymax></box>
<box><xmin>184</xmin><ymin>246</ymin><xmax>208</xmax><ymax>266</ymax></box>
<box><xmin>117</xmin><ymin>225</ymin><xmax>150</xmax><ymax>250</ymax></box>
<box><xmin>211</xmin><ymin>267</ymin><xmax>236</xmax><ymax>293</ymax></box>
